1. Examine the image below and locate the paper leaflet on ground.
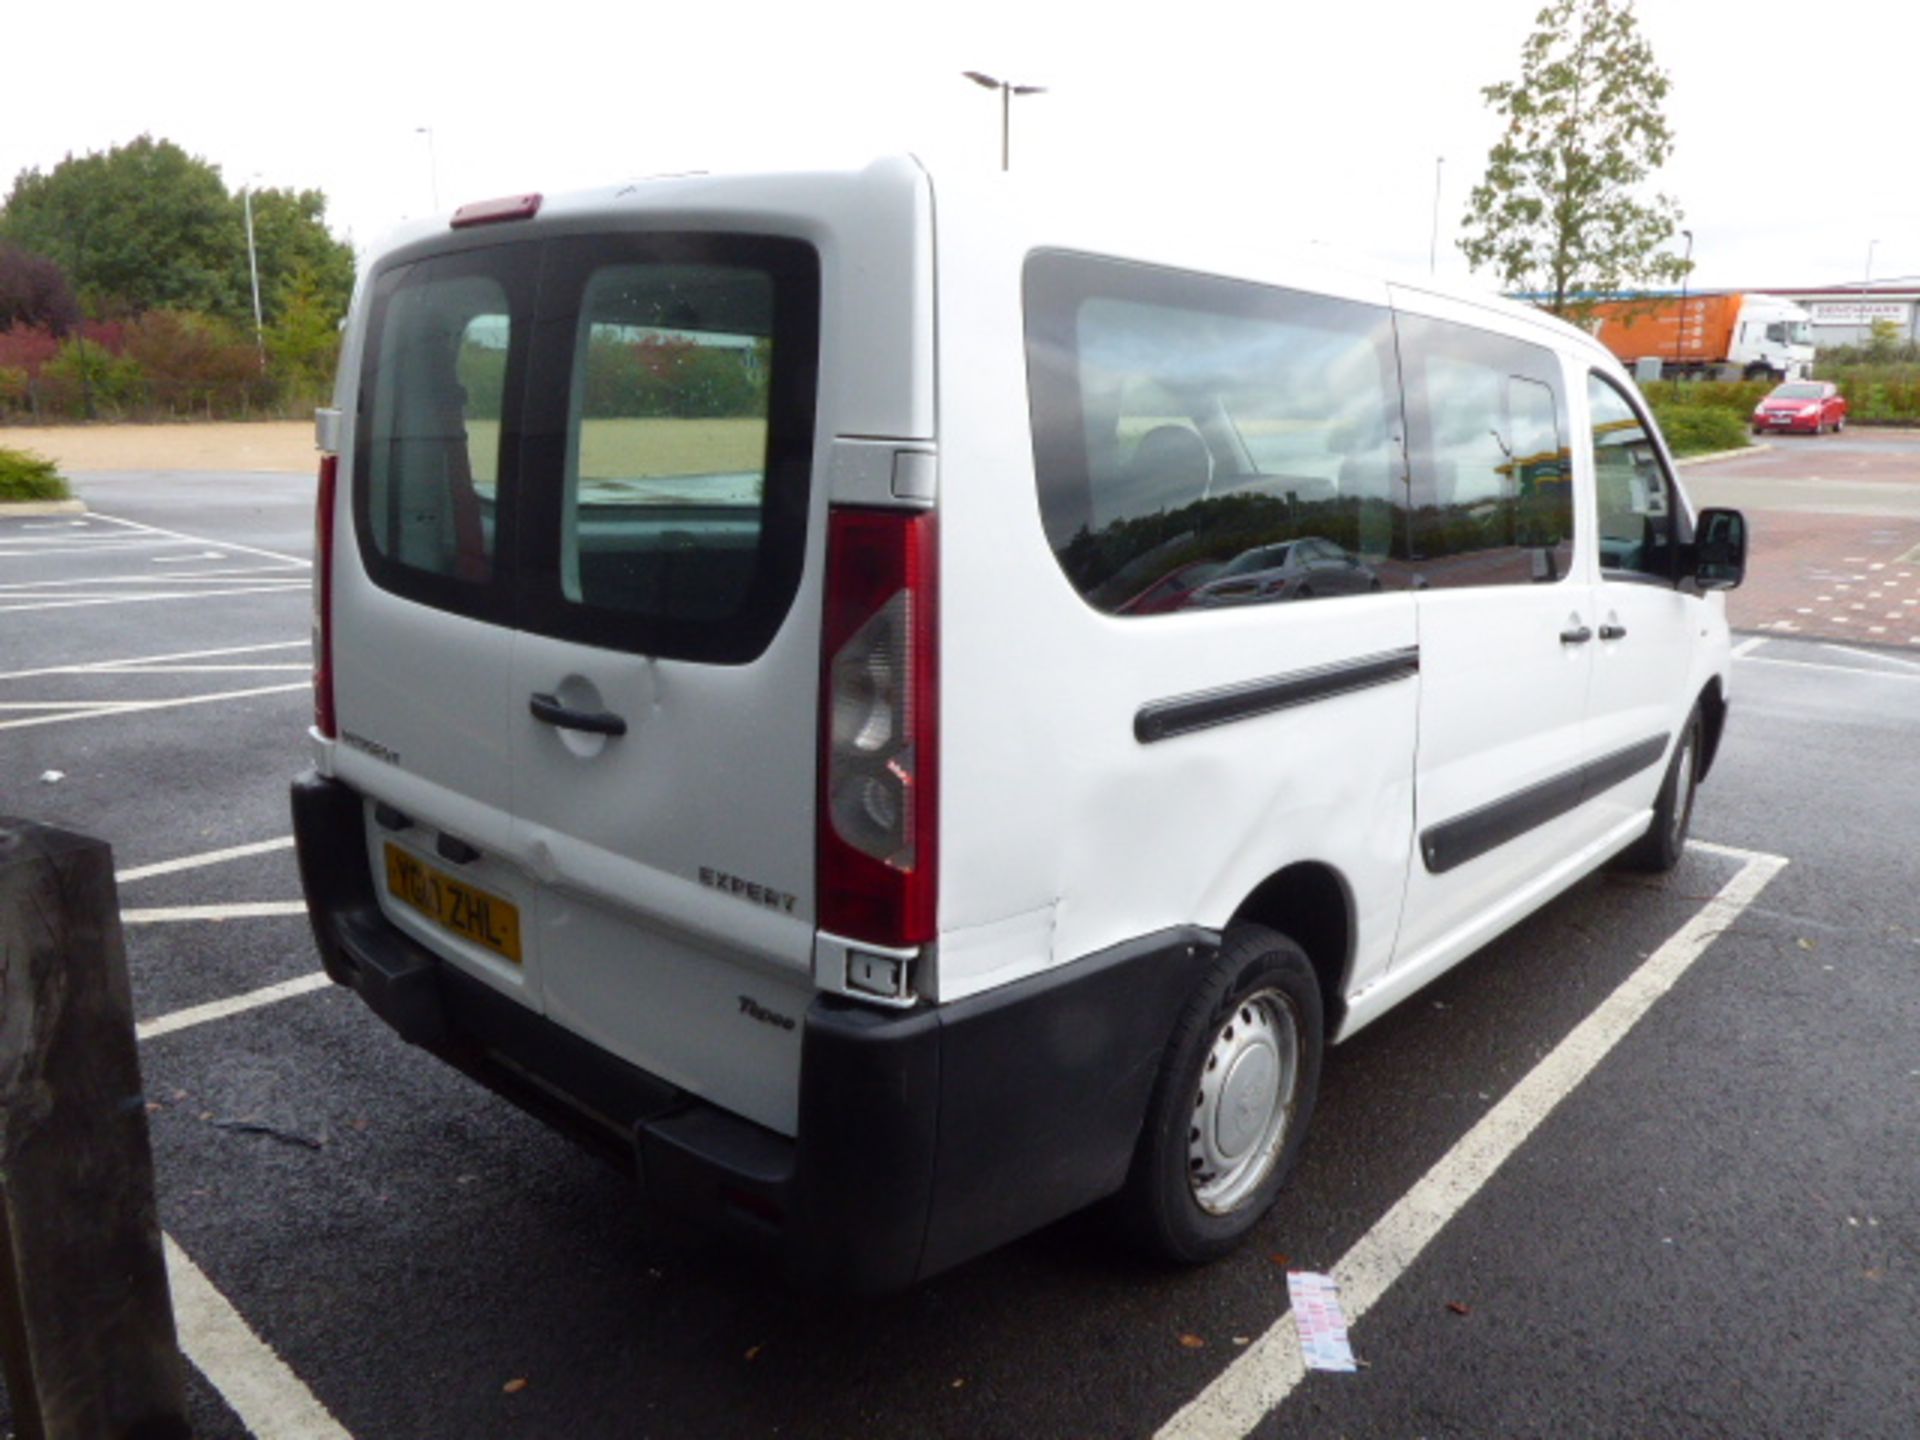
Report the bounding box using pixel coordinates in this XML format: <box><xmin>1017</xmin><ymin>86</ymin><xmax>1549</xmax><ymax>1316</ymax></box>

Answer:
<box><xmin>1286</xmin><ymin>1270</ymin><xmax>1358</xmax><ymax>1373</ymax></box>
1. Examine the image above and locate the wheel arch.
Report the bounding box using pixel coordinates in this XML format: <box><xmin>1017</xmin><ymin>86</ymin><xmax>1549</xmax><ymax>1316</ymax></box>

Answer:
<box><xmin>1697</xmin><ymin>674</ymin><xmax>1729</xmax><ymax>782</ymax></box>
<box><xmin>1228</xmin><ymin>861</ymin><xmax>1353</xmax><ymax>1036</ymax></box>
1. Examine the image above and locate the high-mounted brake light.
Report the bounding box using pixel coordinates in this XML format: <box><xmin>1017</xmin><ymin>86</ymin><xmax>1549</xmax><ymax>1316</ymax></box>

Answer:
<box><xmin>449</xmin><ymin>193</ymin><xmax>542</xmax><ymax>229</ymax></box>
<box><xmin>312</xmin><ymin>452</ymin><xmax>338</xmax><ymax>738</ymax></box>
<box><xmin>818</xmin><ymin>508</ymin><xmax>937</xmax><ymax>948</ymax></box>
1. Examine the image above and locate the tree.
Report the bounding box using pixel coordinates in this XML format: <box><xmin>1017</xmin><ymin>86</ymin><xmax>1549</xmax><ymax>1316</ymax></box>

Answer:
<box><xmin>0</xmin><ymin>243</ymin><xmax>80</xmax><ymax>334</ymax></box>
<box><xmin>242</xmin><ymin>188</ymin><xmax>355</xmax><ymax>332</ymax></box>
<box><xmin>1460</xmin><ymin>0</ymin><xmax>1687</xmax><ymax>319</ymax></box>
<box><xmin>0</xmin><ymin>135</ymin><xmax>354</xmax><ymax>328</ymax></box>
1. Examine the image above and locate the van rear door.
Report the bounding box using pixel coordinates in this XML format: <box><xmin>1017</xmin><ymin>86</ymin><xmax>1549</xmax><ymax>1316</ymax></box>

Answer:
<box><xmin>505</xmin><ymin>234</ymin><xmax>828</xmax><ymax>1137</ymax></box>
<box><xmin>334</xmin><ymin>243</ymin><xmax>544</xmax><ymax>1012</ymax></box>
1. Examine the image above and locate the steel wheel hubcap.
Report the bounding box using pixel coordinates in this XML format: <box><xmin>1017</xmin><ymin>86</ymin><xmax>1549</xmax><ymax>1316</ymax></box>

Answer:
<box><xmin>1188</xmin><ymin>988</ymin><xmax>1300</xmax><ymax>1214</ymax></box>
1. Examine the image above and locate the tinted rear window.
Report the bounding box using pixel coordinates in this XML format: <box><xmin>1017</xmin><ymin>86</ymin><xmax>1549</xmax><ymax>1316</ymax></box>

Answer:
<box><xmin>357</xmin><ymin>246</ymin><xmax>536</xmax><ymax>620</ymax></box>
<box><xmin>355</xmin><ymin>234</ymin><xmax>819</xmax><ymax>663</ymax></box>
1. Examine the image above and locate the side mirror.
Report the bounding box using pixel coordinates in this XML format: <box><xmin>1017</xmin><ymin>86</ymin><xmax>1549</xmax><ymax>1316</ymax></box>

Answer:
<box><xmin>1691</xmin><ymin>507</ymin><xmax>1746</xmax><ymax>590</ymax></box>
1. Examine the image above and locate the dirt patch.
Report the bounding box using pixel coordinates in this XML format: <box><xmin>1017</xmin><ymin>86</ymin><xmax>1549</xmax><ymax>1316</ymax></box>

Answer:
<box><xmin>0</xmin><ymin>421</ymin><xmax>316</xmax><ymax>474</ymax></box>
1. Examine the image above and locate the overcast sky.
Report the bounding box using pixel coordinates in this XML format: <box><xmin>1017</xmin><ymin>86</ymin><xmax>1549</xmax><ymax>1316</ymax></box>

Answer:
<box><xmin>7</xmin><ymin>0</ymin><xmax>1916</xmax><ymax>293</ymax></box>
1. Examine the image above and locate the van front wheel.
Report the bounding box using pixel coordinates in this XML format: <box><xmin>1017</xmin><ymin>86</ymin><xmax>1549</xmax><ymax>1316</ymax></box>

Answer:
<box><xmin>1118</xmin><ymin>925</ymin><xmax>1323</xmax><ymax>1264</ymax></box>
<box><xmin>1617</xmin><ymin>707</ymin><xmax>1702</xmax><ymax>873</ymax></box>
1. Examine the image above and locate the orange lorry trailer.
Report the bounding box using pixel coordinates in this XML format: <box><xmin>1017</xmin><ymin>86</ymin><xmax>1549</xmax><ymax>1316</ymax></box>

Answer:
<box><xmin>1588</xmin><ymin>292</ymin><xmax>1814</xmax><ymax>382</ymax></box>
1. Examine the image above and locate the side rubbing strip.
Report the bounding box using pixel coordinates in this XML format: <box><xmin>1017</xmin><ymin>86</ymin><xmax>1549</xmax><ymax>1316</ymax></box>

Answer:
<box><xmin>1421</xmin><ymin>732</ymin><xmax>1671</xmax><ymax>874</ymax></box>
<box><xmin>1135</xmin><ymin>646</ymin><xmax>1420</xmax><ymax>745</ymax></box>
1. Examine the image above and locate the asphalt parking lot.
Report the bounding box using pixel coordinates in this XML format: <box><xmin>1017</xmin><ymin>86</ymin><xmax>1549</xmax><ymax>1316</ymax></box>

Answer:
<box><xmin>3</xmin><ymin>468</ymin><xmax>1918</xmax><ymax>1439</ymax></box>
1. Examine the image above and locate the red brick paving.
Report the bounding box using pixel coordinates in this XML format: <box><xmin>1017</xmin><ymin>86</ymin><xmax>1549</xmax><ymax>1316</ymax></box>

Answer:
<box><xmin>1729</xmin><ymin>509</ymin><xmax>1920</xmax><ymax>647</ymax></box>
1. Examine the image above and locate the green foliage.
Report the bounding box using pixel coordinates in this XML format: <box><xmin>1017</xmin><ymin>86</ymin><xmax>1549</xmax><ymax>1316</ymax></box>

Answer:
<box><xmin>266</xmin><ymin>264</ymin><xmax>344</xmax><ymax>407</ymax></box>
<box><xmin>1461</xmin><ymin>0</ymin><xmax>1688</xmax><ymax>318</ymax></box>
<box><xmin>40</xmin><ymin>337</ymin><xmax>147</xmax><ymax>415</ymax></box>
<box><xmin>580</xmin><ymin>335</ymin><xmax>767</xmax><ymax>420</ymax></box>
<box><xmin>1638</xmin><ymin>378</ymin><xmax>1771</xmax><ymax>416</ymax></box>
<box><xmin>0</xmin><ymin>446</ymin><xmax>70</xmax><ymax>501</ymax></box>
<box><xmin>1</xmin><ymin>137</ymin><xmax>237</xmax><ymax>318</ymax></box>
<box><xmin>242</xmin><ymin>188</ymin><xmax>355</xmax><ymax>330</ymax></box>
<box><xmin>1829</xmin><ymin>368</ymin><xmax>1920</xmax><ymax>421</ymax></box>
<box><xmin>1647</xmin><ymin>404</ymin><xmax>1749</xmax><ymax>457</ymax></box>
<box><xmin>0</xmin><ymin>135</ymin><xmax>354</xmax><ymax>329</ymax></box>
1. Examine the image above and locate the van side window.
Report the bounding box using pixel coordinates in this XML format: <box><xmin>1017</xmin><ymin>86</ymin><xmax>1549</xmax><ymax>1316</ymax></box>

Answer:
<box><xmin>1396</xmin><ymin>314</ymin><xmax>1574</xmax><ymax>588</ymax></box>
<box><xmin>362</xmin><ymin>268</ymin><xmax>514</xmax><ymax>590</ymax></box>
<box><xmin>1025</xmin><ymin>251</ymin><xmax>1407</xmax><ymax>616</ymax></box>
<box><xmin>1587</xmin><ymin>372</ymin><xmax>1677</xmax><ymax>581</ymax></box>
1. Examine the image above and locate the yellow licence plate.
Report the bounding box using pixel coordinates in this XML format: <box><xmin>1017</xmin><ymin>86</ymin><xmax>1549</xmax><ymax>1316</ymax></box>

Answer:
<box><xmin>384</xmin><ymin>843</ymin><xmax>522</xmax><ymax>964</ymax></box>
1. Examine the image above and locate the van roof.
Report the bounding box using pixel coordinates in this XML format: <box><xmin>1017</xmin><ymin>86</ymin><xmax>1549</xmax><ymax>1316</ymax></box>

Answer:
<box><xmin>370</xmin><ymin>152</ymin><xmax>1608</xmax><ymax>364</ymax></box>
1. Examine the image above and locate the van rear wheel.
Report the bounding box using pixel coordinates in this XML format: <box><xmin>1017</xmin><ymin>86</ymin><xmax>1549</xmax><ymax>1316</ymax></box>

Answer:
<box><xmin>1117</xmin><ymin>925</ymin><xmax>1323</xmax><ymax>1264</ymax></box>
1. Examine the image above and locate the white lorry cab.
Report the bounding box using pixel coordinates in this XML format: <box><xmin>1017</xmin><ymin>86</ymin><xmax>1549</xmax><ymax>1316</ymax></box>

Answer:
<box><xmin>293</xmin><ymin>156</ymin><xmax>1750</xmax><ymax>1292</ymax></box>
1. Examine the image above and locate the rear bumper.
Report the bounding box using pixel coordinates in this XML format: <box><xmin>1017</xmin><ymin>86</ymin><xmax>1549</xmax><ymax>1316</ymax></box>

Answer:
<box><xmin>291</xmin><ymin>770</ymin><xmax>1215</xmax><ymax>1292</ymax></box>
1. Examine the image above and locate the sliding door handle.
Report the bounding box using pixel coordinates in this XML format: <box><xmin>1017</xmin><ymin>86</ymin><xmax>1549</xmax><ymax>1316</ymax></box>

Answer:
<box><xmin>1559</xmin><ymin>625</ymin><xmax>1593</xmax><ymax>645</ymax></box>
<box><xmin>529</xmin><ymin>693</ymin><xmax>627</xmax><ymax>736</ymax></box>
<box><xmin>1598</xmin><ymin>623</ymin><xmax>1628</xmax><ymax>641</ymax></box>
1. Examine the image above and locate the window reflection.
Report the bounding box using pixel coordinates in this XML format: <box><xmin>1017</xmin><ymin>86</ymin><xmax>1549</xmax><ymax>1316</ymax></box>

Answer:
<box><xmin>1026</xmin><ymin>254</ymin><xmax>1406</xmax><ymax>617</ymax></box>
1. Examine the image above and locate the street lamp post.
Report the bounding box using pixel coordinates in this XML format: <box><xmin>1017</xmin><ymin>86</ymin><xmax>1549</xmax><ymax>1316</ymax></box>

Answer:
<box><xmin>962</xmin><ymin>71</ymin><xmax>1047</xmax><ymax>172</ymax></box>
<box><xmin>1864</xmin><ymin>238</ymin><xmax>1879</xmax><ymax>286</ymax></box>
<box><xmin>1428</xmin><ymin>156</ymin><xmax>1444</xmax><ymax>275</ymax></box>
<box><xmin>416</xmin><ymin>126</ymin><xmax>440</xmax><ymax>212</ymax></box>
<box><xmin>1673</xmin><ymin>228</ymin><xmax>1695</xmax><ymax>378</ymax></box>
<box><xmin>242</xmin><ymin>179</ymin><xmax>267</xmax><ymax>373</ymax></box>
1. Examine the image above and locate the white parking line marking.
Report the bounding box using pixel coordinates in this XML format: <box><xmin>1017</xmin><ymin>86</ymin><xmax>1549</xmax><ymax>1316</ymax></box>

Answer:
<box><xmin>153</xmin><ymin>551</ymin><xmax>229</xmax><ymax>562</ymax></box>
<box><xmin>1729</xmin><ymin>636</ymin><xmax>1766</xmax><ymax>659</ymax></box>
<box><xmin>1818</xmin><ymin>641</ymin><xmax>1920</xmax><ymax>672</ymax></box>
<box><xmin>0</xmin><ymin>541</ymin><xmax>204</xmax><ymax>559</ymax></box>
<box><xmin>0</xmin><ymin>700</ymin><xmax>151</xmax><ymax>710</ymax></box>
<box><xmin>136</xmin><ymin>972</ymin><xmax>330</xmax><ymax>1042</ymax></box>
<box><xmin>1156</xmin><ymin>844</ymin><xmax>1788</xmax><ymax>1440</ymax></box>
<box><xmin>97</xmin><ymin>664</ymin><xmax>310</xmax><ymax>675</ymax></box>
<box><xmin>0</xmin><ymin>582</ymin><xmax>307</xmax><ymax>614</ymax></box>
<box><xmin>1738</xmin><ymin>655</ymin><xmax>1920</xmax><ymax>684</ymax></box>
<box><xmin>0</xmin><ymin>564</ymin><xmax>303</xmax><ymax>587</ymax></box>
<box><xmin>118</xmin><ymin>836</ymin><xmax>296</xmax><ymax>884</ymax></box>
<box><xmin>0</xmin><ymin>682</ymin><xmax>308</xmax><ymax>731</ymax></box>
<box><xmin>0</xmin><ymin>566</ymin><xmax>304</xmax><ymax>591</ymax></box>
<box><xmin>0</xmin><ymin>640</ymin><xmax>305</xmax><ymax>682</ymax></box>
<box><xmin>122</xmin><ymin>901</ymin><xmax>308</xmax><ymax>925</ymax></box>
<box><xmin>163</xmin><ymin>1233</ymin><xmax>354</xmax><ymax>1440</ymax></box>
<box><xmin>91</xmin><ymin>511</ymin><xmax>311</xmax><ymax>569</ymax></box>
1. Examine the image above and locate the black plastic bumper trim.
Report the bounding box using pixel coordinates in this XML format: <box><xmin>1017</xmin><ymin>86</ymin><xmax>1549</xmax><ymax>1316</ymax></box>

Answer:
<box><xmin>1135</xmin><ymin>646</ymin><xmax>1420</xmax><ymax>744</ymax></box>
<box><xmin>1420</xmin><ymin>732</ymin><xmax>1670</xmax><ymax>875</ymax></box>
<box><xmin>291</xmin><ymin>768</ymin><xmax>1221</xmax><ymax>1293</ymax></box>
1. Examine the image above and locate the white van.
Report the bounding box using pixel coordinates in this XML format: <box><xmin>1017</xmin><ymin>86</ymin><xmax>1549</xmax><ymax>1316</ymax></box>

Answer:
<box><xmin>293</xmin><ymin>156</ymin><xmax>1748</xmax><ymax>1292</ymax></box>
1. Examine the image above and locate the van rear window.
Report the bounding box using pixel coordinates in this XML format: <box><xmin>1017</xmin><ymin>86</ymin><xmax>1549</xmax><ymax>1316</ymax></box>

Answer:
<box><xmin>353</xmin><ymin>234</ymin><xmax>819</xmax><ymax>662</ymax></box>
<box><xmin>518</xmin><ymin>236</ymin><xmax>820</xmax><ymax>663</ymax></box>
<box><xmin>359</xmin><ymin>255</ymin><xmax>528</xmax><ymax>611</ymax></box>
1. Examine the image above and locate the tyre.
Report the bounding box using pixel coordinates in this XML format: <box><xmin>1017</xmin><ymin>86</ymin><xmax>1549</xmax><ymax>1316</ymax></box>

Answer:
<box><xmin>1116</xmin><ymin>925</ymin><xmax>1324</xmax><ymax>1264</ymax></box>
<box><xmin>1617</xmin><ymin>705</ymin><xmax>1702</xmax><ymax>873</ymax></box>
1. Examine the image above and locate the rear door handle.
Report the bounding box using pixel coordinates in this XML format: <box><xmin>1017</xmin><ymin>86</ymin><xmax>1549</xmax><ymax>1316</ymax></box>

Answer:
<box><xmin>1559</xmin><ymin>625</ymin><xmax>1593</xmax><ymax>645</ymax></box>
<box><xmin>1598</xmin><ymin>623</ymin><xmax>1628</xmax><ymax>641</ymax></box>
<box><xmin>529</xmin><ymin>693</ymin><xmax>628</xmax><ymax>736</ymax></box>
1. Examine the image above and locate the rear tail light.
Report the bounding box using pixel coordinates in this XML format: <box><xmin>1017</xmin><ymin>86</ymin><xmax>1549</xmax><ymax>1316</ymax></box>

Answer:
<box><xmin>312</xmin><ymin>453</ymin><xmax>338</xmax><ymax>738</ymax></box>
<box><xmin>818</xmin><ymin>508</ymin><xmax>937</xmax><ymax>947</ymax></box>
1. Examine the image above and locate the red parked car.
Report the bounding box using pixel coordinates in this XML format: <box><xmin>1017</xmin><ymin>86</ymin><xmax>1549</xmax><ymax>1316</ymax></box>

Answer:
<box><xmin>1752</xmin><ymin>381</ymin><xmax>1848</xmax><ymax>435</ymax></box>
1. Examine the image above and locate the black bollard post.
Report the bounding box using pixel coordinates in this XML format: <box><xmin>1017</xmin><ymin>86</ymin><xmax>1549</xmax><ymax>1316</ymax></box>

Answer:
<box><xmin>0</xmin><ymin>819</ymin><xmax>189</xmax><ymax>1440</ymax></box>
